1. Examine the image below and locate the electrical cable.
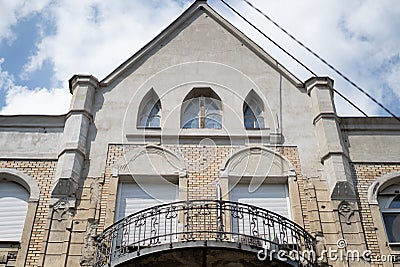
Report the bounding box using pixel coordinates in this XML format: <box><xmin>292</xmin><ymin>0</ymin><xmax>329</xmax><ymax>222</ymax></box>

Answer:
<box><xmin>238</xmin><ymin>0</ymin><xmax>400</xmax><ymax>122</ymax></box>
<box><xmin>219</xmin><ymin>0</ymin><xmax>366</xmax><ymax>116</ymax></box>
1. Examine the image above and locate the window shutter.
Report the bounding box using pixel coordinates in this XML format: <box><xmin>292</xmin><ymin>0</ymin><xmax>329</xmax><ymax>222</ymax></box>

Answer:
<box><xmin>230</xmin><ymin>183</ymin><xmax>292</xmax><ymax>244</ymax></box>
<box><xmin>0</xmin><ymin>182</ymin><xmax>29</xmax><ymax>241</ymax></box>
<box><xmin>115</xmin><ymin>182</ymin><xmax>178</xmax><ymax>246</ymax></box>
<box><xmin>230</xmin><ymin>184</ymin><xmax>291</xmax><ymax>218</ymax></box>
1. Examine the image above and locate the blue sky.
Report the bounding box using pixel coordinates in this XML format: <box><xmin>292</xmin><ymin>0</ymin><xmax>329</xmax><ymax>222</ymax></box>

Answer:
<box><xmin>0</xmin><ymin>0</ymin><xmax>399</xmax><ymax>116</ymax></box>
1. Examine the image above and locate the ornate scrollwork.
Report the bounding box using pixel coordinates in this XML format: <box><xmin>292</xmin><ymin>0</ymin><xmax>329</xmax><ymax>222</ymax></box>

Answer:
<box><xmin>338</xmin><ymin>200</ymin><xmax>355</xmax><ymax>225</ymax></box>
<box><xmin>150</xmin><ymin>207</ymin><xmax>160</xmax><ymax>244</ymax></box>
<box><xmin>231</xmin><ymin>203</ymin><xmax>243</xmax><ymax>219</ymax></box>
<box><xmin>279</xmin><ymin>219</ymin><xmax>288</xmax><ymax>245</ymax></box>
<box><xmin>53</xmin><ymin>197</ymin><xmax>75</xmax><ymax>221</ymax></box>
<box><xmin>93</xmin><ymin>200</ymin><xmax>316</xmax><ymax>267</ymax></box>
<box><xmin>134</xmin><ymin>213</ymin><xmax>146</xmax><ymax>228</ymax></box>
<box><xmin>166</xmin><ymin>206</ymin><xmax>178</xmax><ymax>219</ymax></box>
<box><xmin>249</xmin><ymin>206</ymin><xmax>259</xmax><ymax>236</ymax></box>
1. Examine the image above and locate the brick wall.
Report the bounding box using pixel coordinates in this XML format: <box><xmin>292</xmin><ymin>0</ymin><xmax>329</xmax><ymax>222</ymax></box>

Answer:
<box><xmin>0</xmin><ymin>160</ymin><xmax>56</xmax><ymax>267</ymax></box>
<box><xmin>351</xmin><ymin>163</ymin><xmax>400</xmax><ymax>265</ymax></box>
<box><xmin>277</xmin><ymin>146</ymin><xmax>310</xmax><ymax>232</ymax></box>
<box><xmin>167</xmin><ymin>145</ymin><xmax>237</xmax><ymax>200</ymax></box>
<box><xmin>98</xmin><ymin>144</ymin><xmax>310</xmax><ymax>233</ymax></box>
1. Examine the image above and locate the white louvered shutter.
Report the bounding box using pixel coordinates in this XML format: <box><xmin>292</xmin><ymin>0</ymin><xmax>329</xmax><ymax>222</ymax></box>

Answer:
<box><xmin>230</xmin><ymin>184</ymin><xmax>291</xmax><ymax>218</ymax></box>
<box><xmin>116</xmin><ymin>182</ymin><xmax>178</xmax><ymax>246</ymax></box>
<box><xmin>230</xmin><ymin>184</ymin><xmax>291</xmax><ymax>244</ymax></box>
<box><xmin>0</xmin><ymin>182</ymin><xmax>29</xmax><ymax>241</ymax></box>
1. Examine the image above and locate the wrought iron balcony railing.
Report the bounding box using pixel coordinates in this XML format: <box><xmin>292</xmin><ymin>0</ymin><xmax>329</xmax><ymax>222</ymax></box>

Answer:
<box><xmin>94</xmin><ymin>200</ymin><xmax>316</xmax><ymax>266</ymax></box>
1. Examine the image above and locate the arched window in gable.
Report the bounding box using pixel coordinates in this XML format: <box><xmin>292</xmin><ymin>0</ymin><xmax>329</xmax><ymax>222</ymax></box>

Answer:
<box><xmin>181</xmin><ymin>88</ymin><xmax>222</xmax><ymax>129</ymax></box>
<box><xmin>243</xmin><ymin>90</ymin><xmax>265</xmax><ymax>129</ymax></box>
<box><xmin>137</xmin><ymin>89</ymin><xmax>161</xmax><ymax>128</ymax></box>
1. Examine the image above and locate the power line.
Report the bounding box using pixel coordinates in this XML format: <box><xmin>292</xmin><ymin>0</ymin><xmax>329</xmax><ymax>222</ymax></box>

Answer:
<box><xmin>238</xmin><ymin>0</ymin><xmax>400</xmax><ymax>122</ymax></box>
<box><xmin>218</xmin><ymin>0</ymin><xmax>399</xmax><ymax>121</ymax></box>
<box><xmin>218</xmin><ymin>0</ymin><xmax>317</xmax><ymax>77</ymax></box>
<box><xmin>331</xmin><ymin>88</ymin><xmax>368</xmax><ymax>117</ymax></box>
<box><xmin>218</xmin><ymin>0</ymin><xmax>367</xmax><ymax>118</ymax></box>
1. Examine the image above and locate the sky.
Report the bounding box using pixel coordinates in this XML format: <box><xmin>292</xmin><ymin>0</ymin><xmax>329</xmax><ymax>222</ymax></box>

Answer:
<box><xmin>0</xmin><ymin>0</ymin><xmax>399</xmax><ymax>116</ymax></box>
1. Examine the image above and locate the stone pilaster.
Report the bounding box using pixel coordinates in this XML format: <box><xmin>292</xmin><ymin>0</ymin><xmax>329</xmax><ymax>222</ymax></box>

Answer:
<box><xmin>306</xmin><ymin>77</ymin><xmax>355</xmax><ymax>200</ymax></box>
<box><xmin>43</xmin><ymin>75</ymin><xmax>98</xmax><ymax>267</ymax></box>
<box><xmin>51</xmin><ymin>75</ymin><xmax>98</xmax><ymax>199</ymax></box>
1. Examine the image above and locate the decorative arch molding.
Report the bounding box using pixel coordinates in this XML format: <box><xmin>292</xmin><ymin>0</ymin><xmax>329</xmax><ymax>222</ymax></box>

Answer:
<box><xmin>113</xmin><ymin>145</ymin><xmax>187</xmax><ymax>178</ymax></box>
<box><xmin>0</xmin><ymin>168</ymin><xmax>40</xmax><ymax>201</ymax></box>
<box><xmin>244</xmin><ymin>89</ymin><xmax>264</xmax><ymax>106</ymax></box>
<box><xmin>368</xmin><ymin>171</ymin><xmax>400</xmax><ymax>205</ymax></box>
<box><xmin>221</xmin><ymin>146</ymin><xmax>295</xmax><ymax>178</ymax></box>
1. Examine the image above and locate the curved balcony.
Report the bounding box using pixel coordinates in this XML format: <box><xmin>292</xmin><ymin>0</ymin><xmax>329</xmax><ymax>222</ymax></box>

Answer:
<box><xmin>94</xmin><ymin>200</ymin><xmax>316</xmax><ymax>267</ymax></box>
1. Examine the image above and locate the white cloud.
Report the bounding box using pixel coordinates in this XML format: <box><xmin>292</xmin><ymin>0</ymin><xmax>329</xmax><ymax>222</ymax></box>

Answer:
<box><xmin>22</xmin><ymin>0</ymin><xmax>190</xmax><ymax>83</ymax></box>
<box><xmin>0</xmin><ymin>58</ymin><xmax>70</xmax><ymax>115</ymax></box>
<box><xmin>2</xmin><ymin>0</ymin><xmax>190</xmax><ymax>115</ymax></box>
<box><xmin>1</xmin><ymin>86</ymin><xmax>70</xmax><ymax>115</ymax></box>
<box><xmin>1</xmin><ymin>0</ymin><xmax>399</xmax><ymax>115</ymax></box>
<box><xmin>0</xmin><ymin>0</ymin><xmax>51</xmax><ymax>43</ymax></box>
<box><xmin>221</xmin><ymin>0</ymin><xmax>400</xmax><ymax>115</ymax></box>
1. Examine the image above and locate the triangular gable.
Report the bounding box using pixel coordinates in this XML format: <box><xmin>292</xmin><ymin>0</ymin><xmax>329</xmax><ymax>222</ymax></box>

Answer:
<box><xmin>100</xmin><ymin>0</ymin><xmax>303</xmax><ymax>87</ymax></box>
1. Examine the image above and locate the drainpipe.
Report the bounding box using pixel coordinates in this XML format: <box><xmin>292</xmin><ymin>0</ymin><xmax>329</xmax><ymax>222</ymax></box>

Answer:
<box><xmin>216</xmin><ymin>182</ymin><xmax>222</xmax><ymax>201</ymax></box>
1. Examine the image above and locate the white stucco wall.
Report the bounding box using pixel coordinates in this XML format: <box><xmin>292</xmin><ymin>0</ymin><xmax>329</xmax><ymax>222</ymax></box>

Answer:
<box><xmin>86</xmin><ymin>9</ymin><xmax>322</xmax><ymax>179</ymax></box>
<box><xmin>0</xmin><ymin>116</ymin><xmax>64</xmax><ymax>159</ymax></box>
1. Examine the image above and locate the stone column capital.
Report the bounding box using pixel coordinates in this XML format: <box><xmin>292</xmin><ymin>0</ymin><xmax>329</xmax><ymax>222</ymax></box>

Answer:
<box><xmin>305</xmin><ymin>76</ymin><xmax>334</xmax><ymax>95</ymax></box>
<box><xmin>69</xmin><ymin>74</ymin><xmax>99</xmax><ymax>94</ymax></box>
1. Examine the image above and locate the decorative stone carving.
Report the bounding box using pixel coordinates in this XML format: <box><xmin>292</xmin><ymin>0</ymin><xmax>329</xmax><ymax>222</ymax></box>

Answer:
<box><xmin>80</xmin><ymin>219</ymin><xmax>98</xmax><ymax>266</ymax></box>
<box><xmin>221</xmin><ymin>146</ymin><xmax>295</xmax><ymax>178</ymax></box>
<box><xmin>113</xmin><ymin>145</ymin><xmax>187</xmax><ymax>177</ymax></box>
<box><xmin>338</xmin><ymin>200</ymin><xmax>355</xmax><ymax>225</ymax></box>
<box><xmin>90</xmin><ymin>179</ymin><xmax>102</xmax><ymax>206</ymax></box>
<box><xmin>81</xmin><ymin>178</ymin><xmax>102</xmax><ymax>265</ymax></box>
<box><xmin>53</xmin><ymin>197</ymin><xmax>76</xmax><ymax>221</ymax></box>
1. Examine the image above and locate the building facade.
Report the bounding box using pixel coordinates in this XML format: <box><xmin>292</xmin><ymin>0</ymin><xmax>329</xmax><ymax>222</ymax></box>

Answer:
<box><xmin>1</xmin><ymin>1</ymin><xmax>400</xmax><ymax>266</ymax></box>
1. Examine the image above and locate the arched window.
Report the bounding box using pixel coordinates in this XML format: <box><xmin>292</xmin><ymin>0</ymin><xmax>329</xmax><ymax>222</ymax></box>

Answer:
<box><xmin>181</xmin><ymin>88</ymin><xmax>222</xmax><ymax>129</ymax></box>
<box><xmin>113</xmin><ymin>146</ymin><xmax>186</xmax><ymax>247</ymax></box>
<box><xmin>221</xmin><ymin>147</ymin><xmax>295</xmax><ymax>245</ymax></box>
<box><xmin>0</xmin><ymin>181</ymin><xmax>29</xmax><ymax>241</ymax></box>
<box><xmin>244</xmin><ymin>102</ymin><xmax>264</xmax><ymax>129</ymax></box>
<box><xmin>243</xmin><ymin>90</ymin><xmax>265</xmax><ymax>129</ymax></box>
<box><xmin>137</xmin><ymin>89</ymin><xmax>161</xmax><ymax>128</ymax></box>
<box><xmin>378</xmin><ymin>183</ymin><xmax>400</xmax><ymax>244</ymax></box>
<box><xmin>139</xmin><ymin>100</ymin><xmax>161</xmax><ymax>128</ymax></box>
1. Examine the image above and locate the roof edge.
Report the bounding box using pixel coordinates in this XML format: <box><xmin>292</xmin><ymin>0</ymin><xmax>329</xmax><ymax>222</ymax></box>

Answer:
<box><xmin>100</xmin><ymin>0</ymin><xmax>303</xmax><ymax>87</ymax></box>
<box><xmin>0</xmin><ymin>114</ymin><xmax>66</xmax><ymax>128</ymax></box>
<box><xmin>340</xmin><ymin>116</ymin><xmax>400</xmax><ymax>131</ymax></box>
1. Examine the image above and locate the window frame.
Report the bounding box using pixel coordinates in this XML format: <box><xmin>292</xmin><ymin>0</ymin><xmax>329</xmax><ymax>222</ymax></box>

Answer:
<box><xmin>138</xmin><ymin>99</ymin><xmax>161</xmax><ymax>129</ymax></box>
<box><xmin>181</xmin><ymin>94</ymin><xmax>222</xmax><ymax>129</ymax></box>
<box><xmin>0</xmin><ymin>181</ymin><xmax>30</xmax><ymax>242</ymax></box>
<box><xmin>243</xmin><ymin>101</ymin><xmax>265</xmax><ymax>129</ymax></box>
<box><xmin>378</xmin><ymin>190</ymin><xmax>400</xmax><ymax>245</ymax></box>
<box><xmin>137</xmin><ymin>89</ymin><xmax>162</xmax><ymax>129</ymax></box>
<box><xmin>0</xmin><ymin>169</ymin><xmax>40</xmax><ymax>266</ymax></box>
<box><xmin>243</xmin><ymin>90</ymin><xmax>266</xmax><ymax>130</ymax></box>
